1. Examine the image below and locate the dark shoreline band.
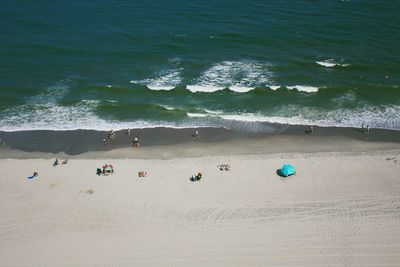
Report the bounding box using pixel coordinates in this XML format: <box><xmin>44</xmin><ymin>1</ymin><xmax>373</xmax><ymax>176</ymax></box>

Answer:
<box><xmin>1</xmin><ymin>123</ymin><xmax>400</xmax><ymax>156</ymax></box>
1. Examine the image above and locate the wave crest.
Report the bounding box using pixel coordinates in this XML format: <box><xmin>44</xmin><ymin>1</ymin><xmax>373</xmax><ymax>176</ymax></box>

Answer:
<box><xmin>187</xmin><ymin>60</ymin><xmax>273</xmax><ymax>93</ymax></box>
<box><xmin>316</xmin><ymin>59</ymin><xmax>349</xmax><ymax>68</ymax></box>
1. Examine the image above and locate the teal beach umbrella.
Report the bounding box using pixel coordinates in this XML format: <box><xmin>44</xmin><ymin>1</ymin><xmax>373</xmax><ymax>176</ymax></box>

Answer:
<box><xmin>280</xmin><ymin>164</ymin><xmax>296</xmax><ymax>177</ymax></box>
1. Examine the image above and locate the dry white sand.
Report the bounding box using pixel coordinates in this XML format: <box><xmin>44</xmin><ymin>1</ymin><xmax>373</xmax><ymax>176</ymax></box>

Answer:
<box><xmin>1</xmin><ymin>151</ymin><xmax>400</xmax><ymax>266</ymax></box>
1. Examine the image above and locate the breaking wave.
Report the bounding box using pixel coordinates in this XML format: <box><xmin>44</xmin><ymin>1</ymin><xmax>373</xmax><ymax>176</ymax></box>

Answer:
<box><xmin>187</xmin><ymin>60</ymin><xmax>274</xmax><ymax>93</ymax></box>
<box><xmin>316</xmin><ymin>59</ymin><xmax>350</xmax><ymax>68</ymax></box>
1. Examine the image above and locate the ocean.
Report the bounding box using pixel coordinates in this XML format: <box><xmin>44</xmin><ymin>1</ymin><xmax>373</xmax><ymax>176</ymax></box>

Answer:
<box><xmin>1</xmin><ymin>0</ymin><xmax>399</xmax><ymax>132</ymax></box>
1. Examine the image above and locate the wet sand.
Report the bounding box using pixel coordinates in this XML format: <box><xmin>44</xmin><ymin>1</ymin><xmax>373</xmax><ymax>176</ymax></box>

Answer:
<box><xmin>1</xmin><ymin>124</ymin><xmax>399</xmax><ymax>156</ymax></box>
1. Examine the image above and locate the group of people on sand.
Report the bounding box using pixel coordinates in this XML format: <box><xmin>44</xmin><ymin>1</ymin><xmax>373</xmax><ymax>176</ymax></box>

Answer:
<box><xmin>102</xmin><ymin>128</ymin><xmax>202</xmax><ymax>148</ymax></box>
<box><xmin>138</xmin><ymin>171</ymin><xmax>147</xmax><ymax>177</ymax></box>
<box><xmin>307</xmin><ymin>124</ymin><xmax>371</xmax><ymax>136</ymax></box>
<box><xmin>96</xmin><ymin>163</ymin><xmax>114</xmax><ymax>176</ymax></box>
<box><xmin>190</xmin><ymin>172</ymin><xmax>202</xmax><ymax>182</ymax></box>
<box><xmin>53</xmin><ymin>158</ymin><xmax>68</xmax><ymax>167</ymax></box>
<box><xmin>361</xmin><ymin>123</ymin><xmax>370</xmax><ymax>134</ymax></box>
<box><xmin>29</xmin><ymin>158</ymin><xmax>68</xmax><ymax>179</ymax></box>
<box><xmin>103</xmin><ymin>129</ymin><xmax>140</xmax><ymax>147</ymax></box>
<box><xmin>218</xmin><ymin>164</ymin><xmax>230</xmax><ymax>171</ymax></box>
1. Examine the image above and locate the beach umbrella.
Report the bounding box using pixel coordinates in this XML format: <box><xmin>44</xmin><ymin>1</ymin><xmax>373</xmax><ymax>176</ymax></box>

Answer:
<box><xmin>280</xmin><ymin>164</ymin><xmax>296</xmax><ymax>177</ymax></box>
<box><xmin>105</xmin><ymin>166</ymin><xmax>113</xmax><ymax>172</ymax></box>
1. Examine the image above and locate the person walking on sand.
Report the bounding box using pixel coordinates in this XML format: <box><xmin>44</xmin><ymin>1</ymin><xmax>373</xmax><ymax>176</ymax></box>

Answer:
<box><xmin>309</xmin><ymin>126</ymin><xmax>313</xmax><ymax>135</ymax></box>
<box><xmin>366</xmin><ymin>125</ymin><xmax>370</xmax><ymax>134</ymax></box>
<box><xmin>126</xmin><ymin>128</ymin><xmax>131</xmax><ymax>135</ymax></box>
<box><xmin>194</xmin><ymin>129</ymin><xmax>199</xmax><ymax>141</ymax></box>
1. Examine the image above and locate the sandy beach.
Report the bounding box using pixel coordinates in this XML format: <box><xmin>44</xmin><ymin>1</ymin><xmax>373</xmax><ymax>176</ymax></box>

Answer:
<box><xmin>1</xmin><ymin>129</ymin><xmax>400</xmax><ymax>266</ymax></box>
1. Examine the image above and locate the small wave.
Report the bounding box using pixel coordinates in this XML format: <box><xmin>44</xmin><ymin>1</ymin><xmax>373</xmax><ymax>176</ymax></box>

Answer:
<box><xmin>286</xmin><ymin>85</ymin><xmax>319</xmax><ymax>93</ymax></box>
<box><xmin>204</xmin><ymin>109</ymin><xmax>224</xmax><ymax>115</ymax></box>
<box><xmin>105</xmin><ymin>99</ymin><xmax>119</xmax><ymax>103</ymax></box>
<box><xmin>187</xmin><ymin>109</ymin><xmax>224</xmax><ymax>117</ymax></box>
<box><xmin>268</xmin><ymin>85</ymin><xmax>281</xmax><ymax>90</ymax></box>
<box><xmin>229</xmin><ymin>86</ymin><xmax>254</xmax><ymax>93</ymax></box>
<box><xmin>186</xmin><ymin>85</ymin><xmax>225</xmax><ymax>93</ymax></box>
<box><xmin>147</xmin><ymin>85</ymin><xmax>176</xmax><ymax>91</ymax></box>
<box><xmin>158</xmin><ymin>104</ymin><xmax>176</xmax><ymax>111</ymax></box>
<box><xmin>187</xmin><ymin>113</ymin><xmax>209</xmax><ymax>118</ymax></box>
<box><xmin>316</xmin><ymin>59</ymin><xmax>349</xmax><ymax>68</ymax></box>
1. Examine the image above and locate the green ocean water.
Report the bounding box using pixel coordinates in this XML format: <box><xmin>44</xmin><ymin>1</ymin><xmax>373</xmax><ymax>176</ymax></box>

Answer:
<box><xmin>0</xmin><ymin>0</ymin><xmax>399</xmax><ymax>131</ymax></box>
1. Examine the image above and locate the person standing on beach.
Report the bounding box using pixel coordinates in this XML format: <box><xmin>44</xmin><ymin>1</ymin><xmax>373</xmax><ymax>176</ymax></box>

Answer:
<box><xmin>132</xmin><ymin>136</ymin><xmax>140</xmax><ymax>147</ymax></box>
<box><xmin>126</xmin><ymin>128</ymin><xmax>131</xmax><ymax>136</ymax></box>
<box><xmin>194</xmin><ymin>129</ymin><xmax>199</xmax><ymax>141</ymax></box>
<box><xmin>109</xmin><ymin>130</ymin><xmax>115</xmax><ymax>140</ymax></box>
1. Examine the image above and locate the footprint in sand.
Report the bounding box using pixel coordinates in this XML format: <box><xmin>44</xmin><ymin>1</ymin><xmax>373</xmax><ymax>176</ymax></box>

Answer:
<box><xmin>386</xmin><ymin>157</ymin><xmax>399</xmax><ymax>164</ymax></box>
<box><xmin>49</xmin><ymin>183</ymin><xmax>59</xmax><ymax>188</ymax></box>
<box><xmin>86</xmin><ymin>189</ymin><xmax>95</xmax><ymax>194</ymax></box>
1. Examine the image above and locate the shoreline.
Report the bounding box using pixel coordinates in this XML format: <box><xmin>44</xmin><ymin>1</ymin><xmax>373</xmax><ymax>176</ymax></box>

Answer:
<box><xmin>1</xmin><ymin>124</ymin><xmax>400</xmax><ymax>158</ymax></box>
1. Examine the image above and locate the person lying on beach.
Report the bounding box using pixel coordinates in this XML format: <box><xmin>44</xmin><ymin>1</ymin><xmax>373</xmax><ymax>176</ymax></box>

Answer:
<box><xmin>61</xmin><ymin>159</ymin><xmax>68</xmax><ymax>165</ymax></box>
<box><xmin>190</xmin><ymin>172</ymin><xmax>202</xmax><ymax>182</ymax></box>
<box><xmin>138</xmin><ymin>171</ymin><xmax>147</xmax><ymax>177</ymax></box>
<box><xmin>218</xmin><ymin>164</ymin><xmax>230</xmax><ymax>171</ymax></box>
<box><xmin>27</xmin><ymin>172</ymin><xmax>38</xmax><ymax>179</ymax></box>
<box><xmin>53</xmin><ymin>158</ymin><xmax>59</xmax><ymax>167</ymax></box>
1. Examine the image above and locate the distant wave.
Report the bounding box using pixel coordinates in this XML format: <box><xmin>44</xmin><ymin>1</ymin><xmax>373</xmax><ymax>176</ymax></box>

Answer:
<box><xmin>186</xmin><ymin>85</ymin><xmax>224</xmax><ymax>93</ymax></box>
<box><xmin>286</xmin><ymin>85</ymin><xmax>319</xmax><ymax>93</ymax></box>
<box><xmin>229</xmin><ymin>86</ymin><xmax>254</xmax><ymax>93</ymax></box>
<box><xmin>158</xmin><ymin>104</ymin><xmax>176</xmax><ymax>111</ymax></box>
<box><xmin>316</xmin><ymin>59</ymin><xmax>349</xmax><ymax>68</ymax></box>
<box><xmin>269</xmin><ymin>85</ymin><xmax>280</xmax><ymax>90</ymax></box>
<box><xmin>150</xmin><ymin>84</ymin><xmax>315</xmax><ymax>93</ymax></box>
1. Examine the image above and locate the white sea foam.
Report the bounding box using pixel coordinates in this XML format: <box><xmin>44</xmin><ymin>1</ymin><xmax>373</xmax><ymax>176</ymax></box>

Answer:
<box><xmin>105</xmin><ymin>99</ymin><xmax>119</xmax><ymax>103</ymax></box>
<box><xmin>1</xmin><ymin>80</ymin><xmax>399</xmax><ymax>131</ymax></box>
<box><xmin>185</xmin><ymin>104</ymin><xmax>400</xmax><ymax>131</ymax></box>
<box><xmin>187</xmin><ymin>113</ymin><xmax>209</xmax><ymax>118</ymax></box>
<box><xmin>269</xmin><ymin>85</ymin><xmax>281</xmax><ymax>90</ymax></box>
<box><xmin>229</xmin><ymin>86</ymin><xmax>254</xmax><ymax>93</ymax></box>
<box><xmin>204</xmin><ymin>109</ymin><xmax>224</xmax><ymax>115</ymax></box>
<box><xmin>186</xmin><ymin>85</ymin><xmax>225</xmax><ymax>93</ymax></box>
<box><xmin>287</xmin><ymin>85</ymin><xmax>319</xmax><ymax>93</ymax></box>
<box><xmin>316</xmin><ymin>59</ymin><xmax>349</xmax><ymax>68</ymax></box>
<box><xmin>158</xmin><ymin>104</ymin><xmax>176</xmax><ymax>111</ymax></box>
<box><xmin>130</xmin><ymin>68</ymin><xmax>182</xmax><ymax>90</ymax></box>
<box><xmin>187</xmin><ymin>60</ymin><xmax>273</xmax><ymax>93</ymax></box>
